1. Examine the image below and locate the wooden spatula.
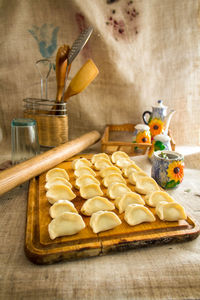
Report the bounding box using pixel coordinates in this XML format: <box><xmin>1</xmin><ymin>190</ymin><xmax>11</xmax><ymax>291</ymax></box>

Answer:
<box><xmin>63</xmin><ymin>59</ymin><xmax>99</xmax><ymax>102</ymax></box>
<box><xmin>55</xmin><ymin>44</ymin><xmax>71</xmax><ymax>102</ymax></box>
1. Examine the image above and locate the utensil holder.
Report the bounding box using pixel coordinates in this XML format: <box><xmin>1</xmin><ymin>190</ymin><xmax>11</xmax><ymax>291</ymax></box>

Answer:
<box><xmin>23</xmin><ymin>98</ymin><xmax>68</xmax><ymax>148</ymax></box>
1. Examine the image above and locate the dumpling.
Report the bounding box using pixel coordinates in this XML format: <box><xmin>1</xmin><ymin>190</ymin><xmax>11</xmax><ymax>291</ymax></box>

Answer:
<box><xmin>107</xmin><ymin>183</ymin><xmax>131</xmax><ymax>199</ymax></box>
<box><xmin>144</xmin><ymin>191</ymin><xmax>175</xmax><ymax>207</ymax></box>
<box><xmin>115</xmin><ymin>192</ymin><xmax>145</xmax><ymax>214</ymax></box>
<box><xmin>48</xmin><ymin>212</ymin><xmax>85</xmax><ymax>239</ymax></box>
<box><xmin>49</xmin><ymin>200</ymin><xmax>78</xmax><ymax>218</ymax></box>
<box><xmin>134</xmin><ymin>177</ymin><xmax>160</xmax><ymax>195</ymax></box>
<box><xmin>122</xmin><ymin>164</ymin><xmax>142</xmax><ymax>177</ymax></box>
<box><xmin>91</xmin><ymin>153</ymin><xmax>110</xmax><ymax>164</ymax></box>
<box><xmin>81</xmin><ymin>196</ymin><xmax>115</xmax><ymax>216</ymax></box>
<box><xmin>100</xmin><ymin>166</ymin><xmax>122</xmax><ymax>178</ymax></box>
<box><xmin>75</xmin><ymin>174</ymin><xmax>100</xmax><ymax>190</ymax></box>
<box><xmin>124</xmin><ymin>204</ymin><xmax>156</xmax><ymax>226</ymax></box>
<box><xmin>46</xmin><ymin>185</ymin><xmax>76</xmax><ymax>204</ymax></box>
<box><xmin>71</xmin><ymin>158</ymin><xmax>92</xmax><ymax>170</ymax></box>
<box><xmin>94</xmin><ymin>158</ymin><xmax>113</xmax><ymax>170</ymax></box>
<box><xmin>128</xmin><ymin>171</ymin><xmax>148</xmax><ymax>185</ymax></box>
<box><xmin>74</xmin><ymin>166</ymin><xmax>96</xmax><ymax>178</ymax></box>
<box><xmin>80</xmin><ymin>183</ymin><xmax>103</xmax><ymax>199</ymax></box>
<box><xmin>111</xmin><ymin>151</ymin><xmax>130</xmax><ymax>163</ymax></box>
<box><xmin>45</xmin><ymin>177</ymin><xmax>72</xmax><ymax>190</ymax></box>
<box><xmin>90</xmin><ymin>211</ymin><xmax>122</xmax><ymax>233</ymax></box>
<box><xmin>116</xmin><ymin>158</ymin><xmax>134</xmax><ymax>169</ymax></box>
<box><xmin>156</xmin><ymin>201</ymin><xmax>187</xmax><ymax>221</ymax></box>
<box><xmin>102</xmin><ymin>173</ymin><xmax>126</xmax><ymax>188</ymax></box>
<box><xmin>46</xmin><ymin>168</ymin><xmax>69</xmax><ymax>182</ymax></box>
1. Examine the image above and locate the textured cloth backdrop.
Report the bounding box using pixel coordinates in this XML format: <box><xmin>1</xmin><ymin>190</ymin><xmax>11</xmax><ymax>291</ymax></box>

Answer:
<box><xmin>0</xmin><ymin>0</ymin><xmax>200</xmax><ymax>153</ymax></box>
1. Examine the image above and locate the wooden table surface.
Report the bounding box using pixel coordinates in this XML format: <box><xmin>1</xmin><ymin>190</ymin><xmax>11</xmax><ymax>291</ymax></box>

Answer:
<box><xmin>0</xmin><ymin>146</ymin><xmax>200</xmax><ymax>300</ymax></box>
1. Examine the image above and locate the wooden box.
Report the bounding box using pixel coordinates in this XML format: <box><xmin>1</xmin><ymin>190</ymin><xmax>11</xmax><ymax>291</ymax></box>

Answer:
<box><xmin>101</xmin><ymin>123</ymin><xmax>175</xmax><ymax>156</ymax></box>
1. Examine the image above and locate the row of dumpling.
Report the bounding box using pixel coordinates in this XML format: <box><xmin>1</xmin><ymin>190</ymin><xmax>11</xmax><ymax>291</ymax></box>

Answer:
<box><xmin>45</xmin><ymin>167</ymin><xmax>86</xmax><ymax>240</ymax></box>
<box><xmin>72</xmin><ymin>156</ymin><xmax>121</xmax><ymax>233</ymax></box>
<box><xmin>91</xmin><ymin>152</ymin><xmax>187</xmax><ymax>224</ymax></box>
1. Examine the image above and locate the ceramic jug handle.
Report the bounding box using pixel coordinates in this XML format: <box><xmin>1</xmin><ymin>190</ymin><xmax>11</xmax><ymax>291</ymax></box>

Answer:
<box><xmin>142</xmin><ymin>111</ymin><xmax>151</xmax><ymax>124</ymax></box>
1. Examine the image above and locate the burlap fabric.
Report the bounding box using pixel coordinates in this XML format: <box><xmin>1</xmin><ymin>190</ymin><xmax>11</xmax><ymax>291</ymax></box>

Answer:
<box><xmin>0</xmin><ymin>0</ymin><xmax>200</xmax><ymax>154</ymax></box>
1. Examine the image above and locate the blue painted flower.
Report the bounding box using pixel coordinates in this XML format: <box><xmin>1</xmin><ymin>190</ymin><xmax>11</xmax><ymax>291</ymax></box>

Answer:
<box><xmin>28</xmin><ymin>24</ymin><xmax>59</xmax><ymax>58</ymax></box>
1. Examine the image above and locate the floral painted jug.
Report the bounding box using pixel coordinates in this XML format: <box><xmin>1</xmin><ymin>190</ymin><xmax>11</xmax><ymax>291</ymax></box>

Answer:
<box><xmin>142</xmin><ymin>100</ymin><xmax>175</xmax><ymax>137</ymax></box>
<box><xmin>151</xmin><ymin>150</ymin><xmax>184</xmax><ymax>189</ymax></box>
<box><xmin>148</xmin><ymin>134</ymin><xmax>171</xmax><ymax>161</ymax></box>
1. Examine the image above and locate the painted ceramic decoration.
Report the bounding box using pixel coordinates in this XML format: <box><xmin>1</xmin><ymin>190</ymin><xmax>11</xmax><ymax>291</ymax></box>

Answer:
<box><xmin>133</xmin><ymin>124</ymin><xmax>151</xmax><ymax>144</ymax></box>
<box><xmin>142</xmin><ymin>100</ymin><xmax>175</xmax><ymax>137</ymax></box>
<box><xmin>148</xmin><ymin>134</ymin><xmax>171</xmax><ymax>161</ymax></box>
<box><xmin>151</xmin><ymin>150</ymin><xmax>184</xmax><ymax>189</ymax></box>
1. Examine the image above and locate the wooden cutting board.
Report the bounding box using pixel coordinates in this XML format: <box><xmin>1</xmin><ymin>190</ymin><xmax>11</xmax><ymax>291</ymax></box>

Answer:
<box><xmin>25</xmin><ymin>154</ymin><xmax>200</xmax><ymax>264</ymax></box>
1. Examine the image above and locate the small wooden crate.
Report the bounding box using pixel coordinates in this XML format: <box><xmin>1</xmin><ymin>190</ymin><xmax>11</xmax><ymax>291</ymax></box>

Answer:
<box><xmin>101</xmin><ymin>124</ymin><xmax>175</xmax><ymax>156</ymax></box>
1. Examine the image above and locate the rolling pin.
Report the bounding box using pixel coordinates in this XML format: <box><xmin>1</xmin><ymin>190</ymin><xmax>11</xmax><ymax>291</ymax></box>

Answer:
<box><xmin>0</xmin><ymin>130</ymin><xmax>100</xmax><ymax>197</ymax></box>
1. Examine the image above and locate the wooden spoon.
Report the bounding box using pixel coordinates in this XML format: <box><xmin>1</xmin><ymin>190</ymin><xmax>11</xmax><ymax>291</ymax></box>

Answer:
<box><xmin>63</xmin><ymin>59</ymin><xmax>99</xmax><ymax>102</ymax></box>
<box><xmin>55</xmin><ymin>44</ymin><xmax>71</xmax><ymax>102</ymax></box>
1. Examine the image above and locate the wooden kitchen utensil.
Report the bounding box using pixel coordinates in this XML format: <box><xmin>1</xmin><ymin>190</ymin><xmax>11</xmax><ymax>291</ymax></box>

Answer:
<box><xmin>55</xmin><ymin>44</ymin><xmax>71</xmax><ymax>102</ymax></box>
<box><xmin>63</xmin><ymin>59</ymin><xmax>99</xmax><ymax>102</ymax></box>
<box><xmin>0</xmin><ymin>130</ymin><xmax>100</xmax><ymax>196</ymax></box>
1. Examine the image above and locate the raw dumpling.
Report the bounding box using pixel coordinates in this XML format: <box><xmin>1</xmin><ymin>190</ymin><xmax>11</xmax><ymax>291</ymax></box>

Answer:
<box><xmin>46</xmin><ymin>185</ymin><xmax>76</xmax><ymax>204</ymax></box>
<box><xmin>46</xmin><ymin>168</ymin><xmax>69</xmax><ymax>182</ymax></box>
<box><xmin>124</xmin><ymin>204</ymin><xmax>156</xmax><ymax>226</ymax></box>
<box><xmin>45</xmin><ymin>177</ymin><xmax>72</xmax><ymax>190</ymax></box>
<box><xmin>94</xmin><ymin>158</ymin><xmax>113</xmax><ymax>170</ymax></box>
<box><xmin>72</xmin><ymin>158</ymin><xmax>92</xmax><ymax>170</ymax></box>
<box><xmin>49</xmin><ymin>200</ymin><xmax>78</xmax><ymax>218</ymax></box>
<box><xmin>111</xmin><ymin>151</ymin><xmax>130</xmax><ymax>163</ymax></box>
<box><xmin>74</xmin><ymin>166</ymin><xmax>96</xmax><ymax>178</ymax></box>
<box><xmin>75</xmin><ymin>174</ymin><xmax>100</xmax><ymax>190</ymax></box>
<box><xmin>145</xmin><ymin>191</ymin><xmax>175</xmax><ymax>207</ymax></box>
<box><xmin>122</xmin><ymin>164</ymin><xmax>142</xmax><ymax>177</ymax></box>
<box><xmin>100</xmin><ymin>166</ymin><xmax>122</xmax><ymax>178</ymax></box>
<box><xmin>80</xmin><ymin>183</ymin><xmax>103</xmax><ymax>199</ymax></box>
<box><xmin>81</xmin><ymin>196</ymin><xmax>115</xmax><ymax>216</ymax></box>
<box><xmin>116</xmin><ymin>158</ymin><xmax>133</xmax><ymax>169</ymax></box>
<box><xmin>156</xmin><ymin>201</ymin><xmax>187</xmax><ymax>221</ymax></box>
<box><xmin>102</xmin><ymin>173</ymin><xmax>126</xmax><ymax>188</ymax></box>
<box><xmin>48</xmin><ymin>212</ymin><xmax>85</xmax><ymax>239</ymax></box>
<box><xmin>91</xmin><ymin>153</ymin><xmax>110</xmax><ymax>164</ymax></box>
<box><xmin>107</xmin><ymin>183</ymin><xmax>131</xmax><ymax>199</ymax></box>
<box><xmin>90</xmin><ymin>211</ymin><xmax>122</xmax><ymax>233</ymax></box>
<box><xmin>134</xmin><ymin>177</ymin><xmax>160</xmax><ymax>195</ymax></box>
<box><xmin>115</xmin><ymin>192</ymin><xmax>145</xmax><ymax>214</ymax></box>
<box><xmin>128</xmin><ymin>171</ymin><xmax>148</xmax><ymax>185</ymax></box>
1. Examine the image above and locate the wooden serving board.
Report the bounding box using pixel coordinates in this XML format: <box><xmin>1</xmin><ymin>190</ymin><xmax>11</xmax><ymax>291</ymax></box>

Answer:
<box><xmin>25</xmin><ymin>154</ymin><xmax>200</xmax><ymax>264</ymax></box>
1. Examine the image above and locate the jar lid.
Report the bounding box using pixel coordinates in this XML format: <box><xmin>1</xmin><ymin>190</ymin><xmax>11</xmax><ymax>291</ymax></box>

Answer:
<box><xmin>152</xmin><ymin>100</ymin><xmax>167</xmax><ymax>109</ymax></box>
<box><xmin>154</xmin><ymin>134</ymin><xmax>171</xmax><ymax>142</ymax></box>
<box><xmin>11</xmin><ymin>118</ymin><xmax>36</xmax><ymax>127</ymax></box>
<box><xmin>135</xmin><ymin>124</ymin><xmax>150</xmax><ymax>131</ymax></box>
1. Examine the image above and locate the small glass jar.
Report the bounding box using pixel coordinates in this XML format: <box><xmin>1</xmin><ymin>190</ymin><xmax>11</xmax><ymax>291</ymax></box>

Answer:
<box><xmin>11</xmin><ymin>118</ymin><xmax>40</xmax><ymax>164</ymax></box>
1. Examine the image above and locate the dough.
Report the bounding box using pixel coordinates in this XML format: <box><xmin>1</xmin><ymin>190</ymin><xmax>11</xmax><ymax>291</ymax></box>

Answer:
<box><xmin>45</xmin><ymin>177</ymin><xmax>72</xmax><ymax>190</ymax></box>
<box><xmin>74</xmin><ymin>166</ymin><xmax>96</xmax><ymax>178</ymax></box>
<box><xmin>107</xmin><ymin>182</ymin><xmax>131</xmax><ymax>199</ymax></box>
<box><xmin>48</xmin><ymin>212</ymin><xmax>85</xmax><ymax>239</ymax></box>
<box><xmin>46</xmin><ymin>184</ymin><xmax>76</xmax><ymax>204</ymax></box>
<box><xmin>94</xmin><ymin>158</ymin><xmax>113</xmax><ymax>170</ymax></box>
<box><xmin>79</xmin><ymin>183</ymin><xmax>103</xmax><ymax>199</ymax></box>
<box><xmin>102</xmin><ymin>173</ymin><xmax>126</xmax><ymax>188</ymax></box>
<box><xmin>71</xmin><ymin>158</ymin><xmax>92</xmax><ymax>170</ymax></box>
<box><xmin>144</xmin><ymin>191</ymin><xmax>175</xmax><ymax>207</ymax></box>
<box><xmin>115</xmin><ymin>192</ymin><xmax>145</xmax><ymax>214</ymax></box>
<box><xmin>81</xmin><ymin>196</ymin><xmax>115</xmax><ymax>216</ymax></box>
<box><xmin>134</xmin><ymin>177</ymin><xmax>160</xmax><ymax>195</ymax></box>
<box><xmin>100</xmin><ymin>166</ymin><xmax>122</xmax><ymax>178</ymax></box>
<box><xmin>90</xmin><ymin>211</ymin><xmax>122</xmax><ymax>233</ymax></box>
<box><xmin>156</xmin><ymin>201</ymin><xmax>187</xmax><ymax>221</ymax></box>
<box><xmin>111</xmin><ymin>151</ymin><xmax>130</xmax><ymax>163</ymax></box>
<box><xmin>91</xmin><ymin>153</ymin><xmax>110</xmax><ymax>164</ymax></box>
<box><xmin>128</xmin><ymin>171</ymin><xmax>148</xmax><ymax>185</ymax></box>
<box><xmin>122</xmin><ymin>164</ymin><xmax>142</xmax><ymax>177</ymax></box>
<box><xmin>75</xmin><ymin>174</ymin><xmax>100</xmax><ymax>190</ymax></box>
<box><xmin>46</xmin><ymin>168</ymin><xmax>69</xmax><ymax>182</ymax></box>
<box><xmin>124</xmin><ymin>204</ymin><xmax>156</xmax><ymax>226</ymax></box>
<box><xmin>49</xmin><ymin>200</ymin><xmax>78</xmax><ymax>218</ymax></box>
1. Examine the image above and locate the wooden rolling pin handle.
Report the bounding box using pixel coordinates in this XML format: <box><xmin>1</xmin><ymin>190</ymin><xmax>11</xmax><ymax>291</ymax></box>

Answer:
<box><xmin>0</xmin><ymin>130</ymin><xmax>101</xmax><ymax>197</ymax></box>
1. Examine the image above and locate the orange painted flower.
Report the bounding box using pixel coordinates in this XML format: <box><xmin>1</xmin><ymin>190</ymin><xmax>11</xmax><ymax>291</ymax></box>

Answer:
<box><xmin>167</xmin><ymin>161</ymin><xmax>184</xmax><ymax>183</ymax></box>
<box><xmin>136</xmin><ymin>131</ymin><xmax>151</xmax><ymax>144</ymax></box>
<box><xmin>149</xmin><ymin>118</ymin><xmax>164</xmax><ymax>137</ymax></box>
